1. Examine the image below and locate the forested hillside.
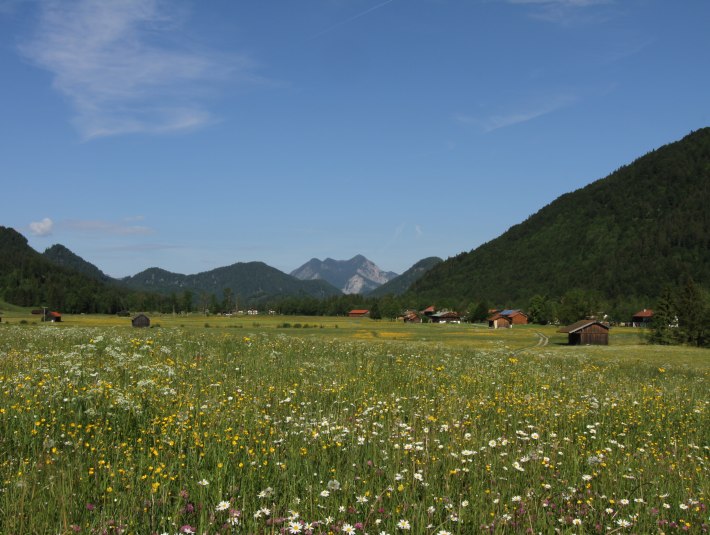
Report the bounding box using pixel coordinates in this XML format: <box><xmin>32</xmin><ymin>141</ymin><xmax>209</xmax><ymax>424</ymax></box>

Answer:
<box><xmin>0</xmin><ymin>227</ymin><xmax>140</xmax><ymax>313</ymax></box>
<box><xmin>409</xmin><ymin>128</ymin><xmax>710</xmax><ymax>306</ymax></box>
<box><xmin>43</xmin><ymin>243</ymin><xmax>112</xmax><ymax>282</ymax></box>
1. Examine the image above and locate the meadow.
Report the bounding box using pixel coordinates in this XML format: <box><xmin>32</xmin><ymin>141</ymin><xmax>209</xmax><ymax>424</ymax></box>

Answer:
<box><xmin>0</xmin><ymin>313</ymin><xmax>707</xmax><ymax>534</ymax></box>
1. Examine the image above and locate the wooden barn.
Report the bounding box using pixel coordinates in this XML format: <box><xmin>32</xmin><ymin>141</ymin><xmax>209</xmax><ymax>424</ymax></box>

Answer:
<box><xmin>400</xmin><ymin>310</ymin><xmax>422</xmax><ymax>323</ymax></box>
<box><xmin>421</xmin><ymin>305</ymin><xmax>436</xmax><ymax>318</ymax></box>
<box><xmin>44</xmin><ymin>311</ymin><xmax>62</xmax><ymax>323</ymax></box>
<box><xmin>488</xmin><ymin>309</ymin><xmax>528</xmax><ymax>328</ymax></box>
<box><xmin>132</xmin><ymin>314</ymin><xmax>151</xmax><ymax>328</ymax></box>
<box><xmin>431</xmin><ymin>311</ymin><xmax>461</xmax><ymax>324</ymax></box>
<box><xmin>348</xmin><ymin>309</ymin><xmax>370</xmax><ymax>318</ymax></box>
<box><xmin>488</xmin><ymin>313</ymin><xmax>511</xmax><ymax>329</ymax></box>
<box><xmin>504</xmin><ymin>309</ymin><xmax>529</xmax><ymax>325</ymax></box>
<box><xmin>558</xmin><ymin>320</ymin><xmax>609</xmax><ymax>345</ymax></box>
<box><xmin>631</xmin><ymin>309</ymin><xmax>654</xmax><ymax>327</ymax></box>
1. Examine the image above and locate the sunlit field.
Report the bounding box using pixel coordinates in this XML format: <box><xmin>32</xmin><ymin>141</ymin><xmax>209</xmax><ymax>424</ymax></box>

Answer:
<box><xmin>0</xmin><ymin>316</ymin><xmax>707</xmax><ymax>534</ymax></box>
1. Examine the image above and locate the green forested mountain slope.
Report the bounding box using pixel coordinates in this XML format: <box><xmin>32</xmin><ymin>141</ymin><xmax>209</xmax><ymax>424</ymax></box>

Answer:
<box><xmin>368</xmin><ymin>256</ymin><xmax>443</xmax><ymax>297</ymax></box>
<box><xmin>43</xmin><ymin>244</ymin><xmax>112</xmax><ymax>282</ymax></box>
<box><xmin>409</xmin><ymin>128</ymin><xmax>710</xmax><ymax>305</ymax></box>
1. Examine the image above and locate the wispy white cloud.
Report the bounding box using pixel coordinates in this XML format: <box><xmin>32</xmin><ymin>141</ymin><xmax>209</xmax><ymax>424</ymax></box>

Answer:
<box><xmin>456</xmin><ymin>94</ymin><xmax>577</xmax><ymax>132</ymax></box>
<box><xmin>19</xmin><ymin>0</ymin><xmax>253</xmax><ymax>139</ymax></box>
<box><xmin>506</xmin><ymin>0</ymin><xmax>613</xmax><ymax>24</ymax></box>
<box><xmin>63</xmin><ymin>219</ymin><xmax>154</xmax><ymax>236</ymax></box>
<box><xmin>29</xmin><ymin>217</ymin><xmax>54</xmax><ymax>236</ymax></box>
<box><xmin>312</xmin><ymin>0</ymin><xmax>396</xmax><ymax>39</ymax></box>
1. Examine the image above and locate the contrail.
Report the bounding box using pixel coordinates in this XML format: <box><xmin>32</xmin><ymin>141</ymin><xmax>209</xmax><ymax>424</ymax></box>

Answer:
<box><xmin>311</xmin><ymin>0</ymin><xmax>396</xmax><ymax>39</ymax></box>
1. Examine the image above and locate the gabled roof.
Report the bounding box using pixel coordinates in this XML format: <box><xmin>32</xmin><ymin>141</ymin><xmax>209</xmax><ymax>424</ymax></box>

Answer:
<box><xmin>558</xmin><ymin>320</ymin><xmax>609</xmax><ymax>333</ymax></box>
<box><xmin>422</xmin><ymin>305</ymin><xmax>436</xmax><ymax>314</ymax></box>
<box><xmin>500</xmin><ymin>309</ymin><xmax>527</xmax><ymax>317</ymax></box>
<box><xmin>632</xmin><ymin>309</ymin><xmax>654</xmax><ymax>318</ymax></box>
<box><xmin>349</xmin><ymin>309</ymin><xmax>369</xmax><ymax>315</ymax></box>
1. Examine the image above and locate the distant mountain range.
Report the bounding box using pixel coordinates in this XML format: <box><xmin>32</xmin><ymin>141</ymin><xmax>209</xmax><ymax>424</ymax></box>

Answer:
<box><xmin>4</xmin><ymin>128</ymin><xmax>708</xmax><ymax>313</ymax></box>
<box><xmin>120</xmin><ymin>263</ymin><xmax>341</xmax><ymax>303</ymax></box>
<box><xmin>290</xmin><ymin>255</ymin><xmax>398</xmax><ymax>294</ymax></box>
<box><xmin>1</xmin><ymin>225</ymin><xmax>437</xmax><ymax>311</ymax></box>
<box><xmin>409</xmin><ymin>127</ymin><xmax>710</xmax><ymax>306</ymax></box>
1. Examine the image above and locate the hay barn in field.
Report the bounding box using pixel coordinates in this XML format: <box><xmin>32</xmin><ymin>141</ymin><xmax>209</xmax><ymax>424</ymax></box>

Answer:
<box><xmin>488</xmin><ymin>309</ymin><xmax>528</xmax><ymax>328</ymax></box>
<box><xmin>132</xmin><ymin>314</ymin><xmax>151</xmax><ymax>328</ymax></box>
<box><xmin>45</xmin><ymin>311</ymin><xmax>62</xmax><ymax>322</ymax></box>
<box><xmin>558</xmin><ymin>320</ymin><xmax>609</xmax><ymax>345</ymax></box>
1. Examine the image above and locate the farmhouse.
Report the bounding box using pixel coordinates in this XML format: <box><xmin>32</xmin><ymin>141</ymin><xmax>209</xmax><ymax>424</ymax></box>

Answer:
<box><xmin>132</xmin><ymin>314</ymin><xmax>150</xmax><ymax>328</ymax></box>
<box><xmin>488</xmin><ymin>309</ymin><xmax>528</xmax><ymax>328</ymax></box>
<box><xmin>631</xmin><ymin>309</ymin><xmax>654</xmax><ymax>327</ymax></box>
<box><xmin>348</xmin><ymin>309</ymin><xmax>370</xmax><ymax>318</ymax></box>
<box><xmin>558</xmin><ymin>320</ymin><xmax>609</xmax><ymax>345</ymax></box>
<box><xmin>430</xmin><ymin>311</ymin><xmax>461</xmax><ymax>324</ymax></box>
<box><xmin>421</xmin><ymin>305</ymin><xmax>436</xmax><ymax>318</ymax></box>
<box><xmin>400</xmin><ymin>310</ymin><xmax>422</xmax><ymax>323</ymax></box>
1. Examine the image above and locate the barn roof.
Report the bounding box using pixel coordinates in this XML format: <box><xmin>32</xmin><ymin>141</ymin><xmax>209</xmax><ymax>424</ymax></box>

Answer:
<box><xmin>433</xmin><ymin>311</ymin><xmax>460</xmax><ymax>318</ymax></box>
<box><xmin>632</xmin><ymin>309</ymin><xmax>654</xmax><ymax>318</ymax></box>
<box><xmin>558</xmin><ymin>320</ymin><xmax>609</xmax><ymax>333</ymax></box>
<box><xmin>500</xmin><ymin>309</ymin><xmax>526</xmax><ymax>317</ymax></box>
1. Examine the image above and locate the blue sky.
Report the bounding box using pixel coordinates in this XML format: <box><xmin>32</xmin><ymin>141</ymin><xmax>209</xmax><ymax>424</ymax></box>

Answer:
<box><xmin>1</xmin><ymin>0</ymin><xmax>708</xmax><ymax>278</ymax></box>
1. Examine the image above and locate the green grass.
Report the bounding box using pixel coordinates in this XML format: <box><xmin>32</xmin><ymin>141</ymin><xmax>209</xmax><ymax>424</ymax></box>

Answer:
<box><xmin>0</xmin><ymin>318</ymin><xmax>707</xmax><ymax>533</ymax></box>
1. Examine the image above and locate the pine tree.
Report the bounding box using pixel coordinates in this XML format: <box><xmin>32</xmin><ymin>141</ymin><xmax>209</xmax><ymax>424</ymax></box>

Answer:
<box><xmin>649</xmin><ymin>287</ymin><xmax>677</xmax><ymax>345</ymax></box>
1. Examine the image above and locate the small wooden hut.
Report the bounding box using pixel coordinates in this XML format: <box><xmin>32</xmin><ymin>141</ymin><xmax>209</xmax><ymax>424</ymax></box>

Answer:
<box><xmin>558</xmin><ymin>320</ymin><xmax>609</xmax><ymax>345</ymax></box>
<box><xmin>631</xmin><ymin>309</ymin><xmax>654</xmax><ymax>327</ymax></box>
<box><xmin>488</xmin><ymin>313</ymin><xmax>511</xmax><ymax>329</ymax></box>
<box><xmin>132</xmin><ymin>314</ymin><xmax>151</xmax><ymax>328</ymax></box>
<box><xmin>45</xmin><ymin>311</ymin><xmax>62</xmax><ymax>322</ymax></box>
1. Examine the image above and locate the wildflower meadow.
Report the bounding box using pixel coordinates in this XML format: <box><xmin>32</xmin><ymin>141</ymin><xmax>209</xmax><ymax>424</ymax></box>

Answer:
<box><xmin>0</xmin><ymin>323</ymin><xmax>707</xmax><ymax>533</ymax></box>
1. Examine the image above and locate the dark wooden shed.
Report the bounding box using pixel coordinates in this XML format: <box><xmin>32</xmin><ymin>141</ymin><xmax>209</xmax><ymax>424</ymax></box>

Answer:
<box><xmin>132</xmin><ymin>314</ymin><xmax>150</xmax><ymax>328</ymax></box>
<box><xmin>558</xmin><ymin>320</ymin><xmax>609</xmax><ymax>345</ymax></box>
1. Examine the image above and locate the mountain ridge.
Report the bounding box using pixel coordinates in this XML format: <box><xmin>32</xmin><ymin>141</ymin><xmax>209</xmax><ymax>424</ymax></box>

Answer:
<box><xmin>368</xmin><ymin>256</ymin><xmax>443</xmax><ymax>297</ymax></box>
<box><xmin>290</xmin><ymin>255</ymin><xmax>398</xmax><ymax>294</ymax></box>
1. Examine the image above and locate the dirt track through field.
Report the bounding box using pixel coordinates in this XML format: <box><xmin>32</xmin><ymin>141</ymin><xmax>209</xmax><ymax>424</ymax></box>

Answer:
<box><xmin>512</xmin><ymin>331</ymin><xmax>549</xmax><ymax>354</ymax></box>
